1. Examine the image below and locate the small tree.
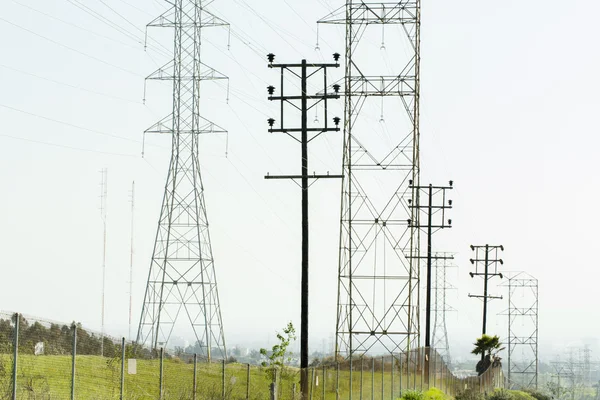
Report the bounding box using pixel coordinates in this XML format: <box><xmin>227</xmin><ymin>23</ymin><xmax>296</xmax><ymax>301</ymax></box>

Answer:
<box><xmin>260</xmin><ymin>322</ymin><xmax>296</xmax><ymax>381</ymax></box>
<box><xmin>547</xmin><ymin>381</ymin><xmax>566</xmax><ymax>399</ymax></box>
<box><xmin>471</xmin><ymin>334</ymin><xmax>504</xmax><ymax>375</ymax></box>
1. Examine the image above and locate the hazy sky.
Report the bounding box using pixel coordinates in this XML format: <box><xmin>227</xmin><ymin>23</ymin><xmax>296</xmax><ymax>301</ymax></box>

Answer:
<box><xmin>1</xmin><ymin>0</ymin><xmax>599</xmax><ymax>360</ymax></box>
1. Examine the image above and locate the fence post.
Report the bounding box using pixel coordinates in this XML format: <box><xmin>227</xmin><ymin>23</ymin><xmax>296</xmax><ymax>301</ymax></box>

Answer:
<box><xmin>246</xmin><ymin>363</ymin><xmax>250</xmax><ymax>400</ymax></box>
<box><xmin>293</xmin><ymin>383</ymin><xmax>297</xmax><ymax>400</ymax></box>
<box><xmin>381</xmin><ymin>356</ymin><xmax>384</xmax><ymax>400</ymax></box>
<box><xmin>274</xmin><ymin>368</ymin><xmax>279</xmax><ymax>400</ymax></box>
<box><xmin>391</xmin><ymin>355</ymin><xmax>394</xmax><ymax>400</ymax></box>
<box><xmin>222</xmin><ymin>359</ymin><xmax>226</xmax><ymax>400</ymax></box>
<box><xmin>336</xmin><ymin>362</ymin><xmax>339</xmax><ymax>400</ymax></box>
<box><xmin>360</xmin><ymin>356</ymin><xmax>363</xmax><ymax>400</ymax></box>
<box><xmin>12</xmin><ymin>313</ymin><xmax>19</xmax><ymax>400</ymax></box>
<box><xmin>71</xmin><ymin>324</ymin><xmax>77</xmax><ymax>400</ymax></box>
<box><xmin>270</xmin><ymin>382</ymin><xmax>276</xmax><ymax>400</ymax></box>
<box><xmin>414</xmin><ymin>350</ymin><xmax>417</xmax><ymax>391</ymax></box>
<box><xmin>322</xmin><ymin>365</ymin><xmax>326</xmax><ymax>400</ymax></box>
<box><xmin>420</xmin><ymin>348</ymin><xmax>424</xmax><ymax>392</ymax></box>
<box><xmin>120</xmin><ymin>337</ymin><xmax>126</xmax><ymax>400</ymax></box>
<box><xmin>371</xmin><ymin>357</ymin><xmax>375</xmax><ymax>400</ymax></box>
<box><xmin>310</xmin><ymin>367</ymin><xmax>315</xmax><ymax>400</ymax></box>
<box><xmin>399</xmin><ymin>353</ymin><xmax>403</xmax><ymax>397</ymax></box>
<box><xmin>193</xmin><ymin>354</ymin><xmax>197</xmax><ymax>400</ymax></box>
<box><xmin>440</xmin><ymin>360</ymin><xmax>444</xmax><ymax>394</ymax></box>
<box><xmin>159</xmin><ymin>347</ymin><xmax>164</xmax><ymax>400</ymax></box>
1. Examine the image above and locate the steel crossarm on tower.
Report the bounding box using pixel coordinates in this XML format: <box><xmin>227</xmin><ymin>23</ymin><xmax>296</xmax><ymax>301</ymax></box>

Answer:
<box><xmin>318</xmin><ymin>2</ymin><xmax>418</xmax><ymax>25</ymax></box>
<box><xmin>136</xmin><ymin>0</ymin><xmax>229</xmax><ymax>361</ymax></box>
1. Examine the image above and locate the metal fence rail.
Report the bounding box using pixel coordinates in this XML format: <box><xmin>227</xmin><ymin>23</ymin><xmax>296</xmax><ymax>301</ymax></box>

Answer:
<box><xmin>0</xmin><ymin>312</ymin><xmax>503</xmax><ymax>399</ymax></box>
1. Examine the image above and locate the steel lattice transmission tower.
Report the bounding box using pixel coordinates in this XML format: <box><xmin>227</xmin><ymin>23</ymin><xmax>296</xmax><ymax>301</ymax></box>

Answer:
<box><xmin>431</xmin><ymin>252</ymin><xmax>456</xmax><ymax>366</ymax></box>
<box><xmin>137</xmin><ymin>0</ymin><xmax>229</xmax><ymax>360</ymax></box>
<box><xmin>502</xmin><ymin>272</ymin><xmax>538</xmax><ymax>390</ymax></box>
<box><xmin>319</xmin><ymin>1</ymin><xmax>421</xmax><ymax>356</ymax></box>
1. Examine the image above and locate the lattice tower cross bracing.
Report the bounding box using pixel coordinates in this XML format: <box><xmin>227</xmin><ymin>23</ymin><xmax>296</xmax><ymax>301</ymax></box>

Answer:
<box><xmin>431</xmin><ymin>252</ymin><xmax>456</xmax><ymax>366</ymax></box>
<box><xmin>319</xmin><ymin>1</ymin><xmax>421</xmax><ymax>357</ymax></box>
<box><xmin>502</xmin><ymin>272</ymin><xmax>539</xmax><ymax>390</ymax></box>
<box><xmin>137</xmin><ymin>0</ymin><xmax>229</xmax><ymax>360</ymax></box>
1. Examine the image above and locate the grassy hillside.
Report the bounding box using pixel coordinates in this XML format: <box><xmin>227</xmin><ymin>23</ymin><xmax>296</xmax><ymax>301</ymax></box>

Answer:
<box><xmin>0</xmin><ymin>354</ymin><xmax>447</xmax><ymax>400</ymax></box>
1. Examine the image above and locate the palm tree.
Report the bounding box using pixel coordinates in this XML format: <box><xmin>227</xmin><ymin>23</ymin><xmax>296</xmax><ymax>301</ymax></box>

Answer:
<box><xmin>471</xmin><ymin>334</ymin><xmax>504</xmax><ymax>375</ymax></box>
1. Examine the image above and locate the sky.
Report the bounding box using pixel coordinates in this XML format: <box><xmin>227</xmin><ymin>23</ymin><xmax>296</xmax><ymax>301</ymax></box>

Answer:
<box><xmin>0</xmin><ymin>0</ymin><xmax>599</xmax><ymax>362</ymax></box>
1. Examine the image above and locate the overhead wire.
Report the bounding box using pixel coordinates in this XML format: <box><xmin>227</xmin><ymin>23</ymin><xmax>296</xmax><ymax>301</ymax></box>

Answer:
<box><xmin>118</xmin><ymin>0</ymin><xmax>156</xmax><ymax>18</ymax></box>
<box><xmin>231</xmin><ymin>0</ymin><xmax>312</xmax><ymax>56</ymax></box>
<box><xmin>0</xmin><ymin>103</ymin><xmax>144</xmax><ymax>145</ymax></box>
<box><xmin>11</xmin><ymin>0</ymin><xmax>142</xmax><ymax>52</ymax></box>
<box><xmin>66</xmin><ymin>0</ymin><xmax>146</xmax><ymax>47</ymax></box>
<box><xmin>2</xmin><ymin>0</ymin><xmax>339</xmax><ymax>294</ymax></box>
<box><xmin>0</xmin><ymin>16</ymin><xmax>141</xmax><ymax>77</ymax></box>
<box><xmin>0</xmin><ymin>63</ymin><xmax>142</xmax><ymax>104</ymax></box>
<box><xmin>96</xmin><ymin>0</ymin><xmax>174</xmax><ymax>58</ymax></box>
<box><xmin>0</xmin><ymin>133</ymin><xmax>138</xmax><ymax>158</ymax></box>
<box><xmin>68</xmin><ymin>0</ymin><xmax>174</xmax><ymax>61</ymax></box>
<box><xmin>141</xmin><ymin>154</ymin><xmax>300</xmax><ymax>289</ymax></box>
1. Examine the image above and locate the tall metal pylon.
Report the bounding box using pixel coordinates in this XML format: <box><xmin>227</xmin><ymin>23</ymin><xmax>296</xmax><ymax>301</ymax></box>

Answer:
<box><xmin>431</xmin><ymin>252</ymin><xmax>456</xmax><ymax>366</ymax></box>
<box><xmin>319</xmin><ymin>1</ymin><xmax>422</xmax><ymax>357</ymax></box>
<box><xmin>501</xmin><ymin>272</ymin><xmax>539</xmax><ymax>389</ymax></box>
<box><xmin>137</xmin><ymin>0</ymin><xmax>229</xmax><ymax>360</ymax></box>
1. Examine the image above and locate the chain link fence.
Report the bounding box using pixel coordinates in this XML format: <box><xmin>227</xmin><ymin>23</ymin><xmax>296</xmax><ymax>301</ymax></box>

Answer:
<box><xmin>0</xmin><ymin>313</ymin><xmax>503</xmax><ymax>399</ymax></box>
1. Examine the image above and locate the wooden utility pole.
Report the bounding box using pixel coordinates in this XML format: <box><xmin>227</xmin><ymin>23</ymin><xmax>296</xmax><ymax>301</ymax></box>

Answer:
<box><xmin>265</xmin><ymin>52</ymin><xmax>342</xmax><ymax>400</ymax></box>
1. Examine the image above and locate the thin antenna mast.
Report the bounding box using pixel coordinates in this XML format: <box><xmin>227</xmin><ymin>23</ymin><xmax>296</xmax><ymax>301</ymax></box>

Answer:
<box><xmin>99</xmin><ymin>168</ymin><xmax>108</xmax><ymax>357</ymax></box>
<box><xmin>128</xmin><ymin>181</ymin><xmax>135</xmax><ymax>341</ymax></box>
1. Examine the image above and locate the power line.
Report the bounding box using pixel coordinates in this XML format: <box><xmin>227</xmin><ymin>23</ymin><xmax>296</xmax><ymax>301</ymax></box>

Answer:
<box><xmin>11</xmin><ymin>0</ymin><xmax>143</xmax><ymax>51</ymax></box>
<box><xmin>232</xmin><ymin>0</ymin><xmax>311</xmax><ymax>54</ymax></box>
<box><xmin>0</xmin><ymin>63</ymin><xmax>141</xmax><ymax>104</ymax></box>
<box><xmin>66</xmin><ymin>0</ymin><xmax>145</xmax><ymax>46</ymax></box>
<box><xmin>67</xmin><ymin>0</ymin><xmax>173</xmax><ymax>60</ymax></box>
<box><xmin>0</xmin><ymin>133</ymin><xmax>137</xmax><ymax>157</ymax></box>
<box><xmin>0</xmin><ymin>16</ymin><xmax>141</xmax><ymax>77</ymax></box>
<box><xmin>96</xmin><ymin>0</ymin><xmax>174</xmax><ymax>57</ymax></box>
<box><xmin>0</xmin><ymin>103</ymin><xmax>143</xmax><ymax>144</ymax></box>
<box><xmin>118</xmin><ymin>0</ymin><xmax>155</xmax><ymax>18</ymax></box>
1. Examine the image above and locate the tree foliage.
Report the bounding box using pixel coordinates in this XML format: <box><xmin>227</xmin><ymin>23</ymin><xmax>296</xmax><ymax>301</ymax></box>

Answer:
<box><xmin>259</xmin><ymin>322</ymin><xmax>296</xmax><ymax>381</ymax></box>
<box><xmin>0</xmin><ymin>316</ymin><xmax>121</xmax><ymax>357</ymax></box>
<box><xmin>471</xmin><ymin>334</ymin><xmax>503</xmax><ymax>357</ymax></box>
<box><xmin>471</xmin><ymin>334</ymin><xmax>505</xmax><ymax>375</ymax></box>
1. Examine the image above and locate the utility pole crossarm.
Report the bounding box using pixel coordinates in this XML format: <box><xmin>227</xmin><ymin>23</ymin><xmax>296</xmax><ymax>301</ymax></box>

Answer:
<box><xmin>468</xmin><ymin>294</ymin><xmax>503</xmax><ymax>300</ymax></box>
<box><xmin>411</xmin><ymin>255</ymin><xmax>455</xmax><ymax>260</ymax></box>
<box><xmin>265</xmin><ymin>175</ymin><xmax>344</xmax><ymax>180</ymax></box>
<box><xmin>268</xmin><ymin>128</ymin><xmax>340</xmax><ymax>133</ymax></box>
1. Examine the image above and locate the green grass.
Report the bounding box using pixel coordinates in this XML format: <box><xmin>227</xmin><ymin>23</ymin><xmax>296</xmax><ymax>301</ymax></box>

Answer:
<box><xmin>0</xmin><ymin>355</ymin><xmax>500</xmax><ymax>399</ymax></box>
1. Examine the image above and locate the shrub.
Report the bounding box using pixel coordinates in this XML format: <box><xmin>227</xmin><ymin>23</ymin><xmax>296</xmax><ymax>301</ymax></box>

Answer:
<box><xmin>523</xmin><ymin>389</ymin><xmax>551</xmax><ymax>400</ymax></box>
<box><xmin>456</xmin><ymin>388</ymin><xmax>485</xmax><ymax>400</ymax></box>
<box><xmin>424</xmin><ymin>387</ymin><xmax>447</xmax><ymax>400</ymax></box>
<box><xmin>402</xmin><ymin>390</ymin><xmax>424</xmax><ymax>400</ymax></box>
<box><xmin>508</xmin><ymin>390</ymin><xmax>535</xmax><ymax>400</ymax></box>
<box><xmin>487</xmin><ymin>389</ymin><xmax>513</xmax><ymax>400</ymax></box>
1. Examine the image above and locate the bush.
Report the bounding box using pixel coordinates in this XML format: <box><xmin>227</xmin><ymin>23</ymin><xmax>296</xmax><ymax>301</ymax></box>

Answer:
<box><xmin>424</xmin><ymin>387</ymin><xmax>447</xmax><ymax>400</ymax></box>
<box><xmin>402</xmin><ymin>390</ymin><xmax>424</xmax><ymax>400</ymax></box>
<box><xmin>523</xmin><ymin>389</ymin><xmax>551</xmax><ymax>400</ymax></box>
<box><xmin>485</xmin><ymin>389</ymin><xmax>536</xmax><ymax>400</ymax></box>
<box><xmin>456</xmin><ymin>388</ymin><xmax>485</xmax><ymax>400</ymax></box>
<box><xmin>508</xmin><ymin>390</ymin><xmax>535</xmax><ymax>400</ymax></box>
<box><xmin>487</xmin><ymin>389</ymin><xmax>513</xmax><ymax>400</ymax></box>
